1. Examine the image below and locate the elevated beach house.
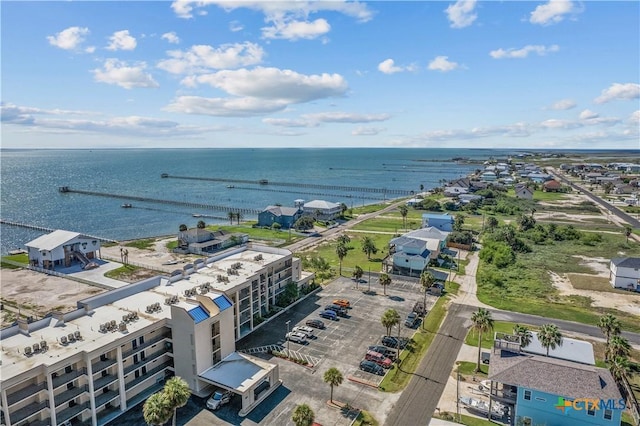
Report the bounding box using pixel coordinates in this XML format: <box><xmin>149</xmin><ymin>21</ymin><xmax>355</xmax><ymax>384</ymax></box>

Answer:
<box><xmin>421</xmin><ymin>213</ymin><xmax>454</xmax><ymax>232</ymax></box>
<box><xmin>257</xmin><ymin>205</ymin><xmax>302</xmax><ymax>229</ymax></box>
<box><xmin>25</xmin><ymin>229</ymin><xmax>101</xmax><ymax>270</ymax></box>
<box><xmin>609</xmin><ymin>257</ymin><xmax>640</xmax><ymax>291</ymax></box>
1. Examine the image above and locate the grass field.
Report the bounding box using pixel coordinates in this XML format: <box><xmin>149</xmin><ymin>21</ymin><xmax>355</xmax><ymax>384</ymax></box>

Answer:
<box><xmin>1</xmin><ymin>253</ymin><xmax>29</xmax><ymax>268</ymax></box>
<box><xmin>350</xmin><ymin>216</ymin><xmax>420</xmax><ymax>233</ymax></box>
<box><xmin>568</xmin><ymin>273</ymin><xmax>640</xmax><ymax>295</ymax></box>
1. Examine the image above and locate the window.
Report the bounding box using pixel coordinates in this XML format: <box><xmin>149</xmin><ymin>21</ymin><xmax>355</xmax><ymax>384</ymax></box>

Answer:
<box><xmin>523</xmin><ymin>390</ymin><xmax>531</xmax><ymax>401</ymax></box>
<box><xmin>132</xmin><ymin>339</ymin><xmax>137</xmax><ymax>349</ymax></box>
<box><xmin>140</xmin><ymin>351</ymin><xmax>146</xmax><ymax>361</ymax></box>
<box><xmin>65</xmin><ymin>365</ymin><xmax>72</xmax><ymax>374</ymax></box>
<box><xmin>142</xmin><ymin>366</ymin><xmax>147</xmax><ymax>375</ymax></box>
<box><xmin>587</xmin><ymin>407</ymin><xmax>596</xmax><ymax>416</ymax></box>
<box><xmin>604</xmin><ymin>409</ymin><xmax>613</xmax><ymax>420</ymax></box>
<box><xmin>139</xmin><ymin>336</ymin><xmax>144</xmax><ymax>345</ymax></box>
<box><xmin>100</xmin><ymin>353</ymin><xmax>108</xmax><ymax>361</ymax></box>
<box><xmin>133</xmin><ymin>354</ymin><xmax>139</xmax><ymax>364</ymax></box>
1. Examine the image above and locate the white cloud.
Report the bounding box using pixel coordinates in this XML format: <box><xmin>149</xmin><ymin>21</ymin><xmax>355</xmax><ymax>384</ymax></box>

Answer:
<box><xmin>579</xmin><ymin>109</ymin><xmax>599</xmax><ymax>120</ymax></box>
<box><xmin>490</xmin><ymin>44</ymin><xmax>559</xmax><ymax>59</ymax></box>
<box><xmin>548</xmin><ymin>99</ymin><xmax>576</xmax><ymax>110</ymax></box>
<box><xmin>262</xmin><ymin>18</ymin><xmax>330</xmax><ymax>40</ymax></box>
<box><xmin>263</xmin><ymin>118</ymin><xmax>317</xmax><ymax>128</ymax></box>
<box><xmin>92</xmin><ymin>59</ymin><xmax>159</xmax><ymax>89</ymax></box>
<box><xmin>539</xmin><ymin>119</ymin><xmax>582</xmax><ymax>130</ymax></box>
<box><xmin>630</xmin><ymin>111</ymin><xmax>640</xmax><ymax>124</ymax></box>
<box><xmin>157</xmin><ymin>42</ymin><xmax>265</xmax><ymax>74</ymax></box>
<box><xmin>165</xmin><ymin>96</ymin><xmax>289</xmax><ymax>117</ymax></box>
<box><xmin>445</xmin><ymin>0</ymin><xmax>477</xmax><ymax>29</ymax></box>
<box><xmin>377</xmin><ymin>59</ymin><xmax>417</xmax><ymax>74</ymax></box>
<box><xmin>428</xmin><ymin>56</ymin><xmax>460</xmax><ymax>72</ymax></box>
<box><xmin>530</xmin><ymin>0</ymin><xmax>576</xmax><ymax>26</ymax></box>
<box><xmin>229</xmin><ymin>21</ymin><xmax>244</xmax><ymax>32</ymax></box>
<box><xmin>106</xmin><ymin>30</ymin><xmax>137</xmax><ymax>51</ymax></box>
<box><xmin>183</xmin><ymin>67</ymin><xmax>348</xmax><ymax>104</ymax></box>
<box><xmin>303</xmin><ymin>112</ymin><xmax>391</xmax><ymax>123</ymax></box>
<box><xmin>171</xmin><ymin>1</ymin><xmax>373</xmax><ymax>23</ymax></box>
<box><xmin>161</xmin><ymin>32</ymin><xmax>180</xmax><ymax>44</ymax></box>
<box><xmin>594</xmin><ymin>83</ymin><xmax>640</xmax><ymax>104</ymax></box>
<box><xmin>352</xmin><ymin>127</ymin><xmax>385</xmax><ymax>136</ymax></box>
<box><xmin>47</xmin><ymin>26</ymin><xmax>90</xmax><ymax>51</ymax></box>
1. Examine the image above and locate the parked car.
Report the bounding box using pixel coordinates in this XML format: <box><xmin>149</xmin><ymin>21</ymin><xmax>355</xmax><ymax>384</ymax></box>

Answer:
<box><xmin>319</xmin><ymin>310</ymin><xmax>338</xmax><ymax>320</ymax></box>
<box><xmin>206</xmin><ymin>389</ymin><xmax>232</xmax><ymax>410</ymax></box>
<box><xmin>365</xmin><ymin>350</ymin><xmax>393</xmax><ymax>368</ymax></box>
<box><xmin>292</xmin><ymin>325</ymin><xmax>315</xmax><ymax>338</ymax></box>
<box><xmin>404</xmin><ymin>312</ymin><xmax>419</xmax><ymax>328</ymax></box>
<box><xmin>306</xmin><ymin>319</ymin><xmax>325</xmax><ymax>329</ymax></box>
<box><xmin>285</xmin><ymin>331</ymin><xmax>308</xmax><ymax>344</ymax></box>
<box><xmin>332</xmin><ymin>299</ymin><xmax>351</xmax><ymax>309</ymax></box>
<box><xmin>324</xmin><ymin>304</ymin><xmax>348</xmax><ymax>317</ymax></box>
<box><xmin>482</xmin><ymin>352</ymin><xmax>491</xmax><ymax>364</ymax></box>
<box><xmin>413</xmin><ymin>301</ymin><xmax>426</xmax><ymax>317</ymax></box>
<box><xmin>382</xmin><ymin>335</ymin><xmax>409</xmax><ymax>349</ymax></box>
<box><xmin>368</xmin><ymin>345</ymin><xmax>396</xmax><ymax>360</ymax></box>
<box><xmin>359</xmin><ymin>360</ymin><xmax>385</xmax><ymax>376</ymax></box>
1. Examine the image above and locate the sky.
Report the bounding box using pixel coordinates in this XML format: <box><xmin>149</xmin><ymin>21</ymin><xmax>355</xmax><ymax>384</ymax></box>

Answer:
<box><xmin>1</xmin><ymin>0</ymin><xmax>639</xmax><ymax>149</ymax></box>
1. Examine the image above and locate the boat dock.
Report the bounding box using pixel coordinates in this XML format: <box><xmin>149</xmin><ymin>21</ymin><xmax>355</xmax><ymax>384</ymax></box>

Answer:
<box><xmin>0</xmin><ymin>219</ymin><xmax>119</xmax><ymax>243</ymax></box>
<box><xmin>58</xmin><ymin>186</ymin><xmax>260</xmax><ymax>215</ymax></box>
<box><xmin>160</xmin><ymin>174</ymin><xmax>415</xmax><ymax>195</ymax></box>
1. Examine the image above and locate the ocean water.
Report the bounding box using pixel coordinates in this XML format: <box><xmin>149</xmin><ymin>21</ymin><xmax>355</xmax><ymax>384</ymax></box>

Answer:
<box><xmin>0</xmin><ymin>148</ymin><xmax>498</xmax><ymax>254</ymax></box>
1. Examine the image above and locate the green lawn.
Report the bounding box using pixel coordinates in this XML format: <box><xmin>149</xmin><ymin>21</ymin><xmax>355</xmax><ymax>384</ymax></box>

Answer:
<box><xmin>433</xmin><ymin>413</ymin><xmax>495</xmax><ymax>426</ymax></box>
<box><xmin>216</xmin><ymin>225</ymin><xmax>305</xmax><ymax>245</ymax></box>
<box><xmin>351</xmin><ymin>217</ymin><xmax>421</xmax><ymax>233</ymax></box>
<box><xmin>104</xmin><ymin>264</ymin><xmax>141</xmax><ymax>280</ymax></box>
<box><xmin>1</xmin><ymin>253</ymin><xmax>29</xmax><ymax>268</ymax></box>
<box><xmin>352</xmin><ymin>410</ymin><xmax>379</xmax><ymax>426</ymax></box>
<box><xmin>456</xmin><ymin>361</ymin><xmax>488</xmax><ymax>376</ymax></box>
<box><xmin>123</xmin><ymin>239</ymin><xmax>155</xmax><ymax>250</ymax></box>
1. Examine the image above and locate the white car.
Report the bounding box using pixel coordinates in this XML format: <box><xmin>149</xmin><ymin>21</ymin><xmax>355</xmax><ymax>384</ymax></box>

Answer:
<box><xmin>292</xmin><ymin>325</ymin><xmax>314</xmax><ymax>338</ymax></box>
<box><xmin>285</xmin><ymin>331</ymin><xmax>307</xmax><ymax>344</ymax></box>
<box><xmin>206</xmin><ymin>389</ymin><xmax>232</xmax><ymax>410</ymax></box>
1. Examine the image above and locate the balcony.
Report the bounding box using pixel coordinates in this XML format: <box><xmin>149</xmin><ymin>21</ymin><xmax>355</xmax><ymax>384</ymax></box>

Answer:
<box><xmin>28</xmin><ymin>418</ymin><xmax>51</xmax><ymax>426</ymax></box>
<box><xmin>93</xmin><ymin>373</ymin><xmax>118</xmax><ymax>389</ymax></box>
<box><xmin>56</xmin><ymin>401</ymin><xmax>90</xmax><ymax>424</ymax></box>
<box><xmin>95</xmin><ymin>389</ymin><xmax>119</xmax><ymax>408</ymax></box>
<box><xmin>10</xmin><ymin>400</ymin><xmax>48</xmax><ymax>424</ymax></box>
<box><xmin>125</xmin><ymin>361</ymin><xmax>173</xmax><ymax>391</ymax></box>
<box><xmin>6</xmin><ymin>382</ymin><xmax>47</xmax><ymax>406</ymax></box>
<box><xmin>92</xmin><ymin>357</ymin><xmax>117</xmax><ymax>373</ymax></box>
<box><xmin>123</xmin><ymin>350</ymin><xmax>168</xmax><ymax>376</ymax></box>
<box><xmin>490</xmin><ymin>386</ymin><xmax>517</xmax><ymax>403</ymax></box>
<box><xmin>122</xmin><ymin>333</ymin><xmax>171</xmax><ymax>359</ymax></box>
<box><xmin>52</xmin><ymin>368</ymin><xmax>87</xmax><ymax>389</ymax></box>
<box><xmin>54</xmin><ymin>385</ymin><xmax>88</xmax><ymax>408</ymax></box>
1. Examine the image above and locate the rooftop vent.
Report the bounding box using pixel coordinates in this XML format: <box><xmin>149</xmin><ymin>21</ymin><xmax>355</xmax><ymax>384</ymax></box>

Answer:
<box><xmin>60</xmin><ymin>335</ymin><xmax>68</xmax><ymax>345</ymax></box>
<box><xmin>24</xmin><ymin>346</ymin><xmax>33</xmax><ymax>356</ymax></box>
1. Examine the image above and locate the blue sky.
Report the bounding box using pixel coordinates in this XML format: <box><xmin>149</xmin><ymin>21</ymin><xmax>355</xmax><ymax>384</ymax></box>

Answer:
<box><xmin>1</xmin><ymin>1</ymin><xmax>639</xmax><ymax>149</ymax></box>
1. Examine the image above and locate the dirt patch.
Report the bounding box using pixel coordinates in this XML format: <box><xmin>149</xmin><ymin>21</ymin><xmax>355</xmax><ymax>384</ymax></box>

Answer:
<box><xmin>571</xmin><ymin>255</ymin><xmax>611</xmax><ymax>275</ymax></box>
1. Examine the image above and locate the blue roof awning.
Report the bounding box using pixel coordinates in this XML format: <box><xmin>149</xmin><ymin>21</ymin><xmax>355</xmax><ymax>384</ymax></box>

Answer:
<box><xmin>213</xmin><ymin>295</ymin><xmax>233</xmax><ymax>311</ymax></box>
<box><xmin>188</xmin><ymin>306</ymin><xmax>209</xmax><ymax>324</ymax></box>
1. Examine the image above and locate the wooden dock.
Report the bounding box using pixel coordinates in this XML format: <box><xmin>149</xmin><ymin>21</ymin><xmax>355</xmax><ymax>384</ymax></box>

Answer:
<box><xmin>58</xmin><ymin>186</ymin><xmax>260</xmax><ymax>215</ymax></box>
<box><xmin>161</xmin><ymin>174</ymin><xmax>415</xmax><ymax>195</ymax></box>
<box><xmin>0</xmin><ymin>219</ymin><xmax>119</xmax><ymax>243</ymax></box>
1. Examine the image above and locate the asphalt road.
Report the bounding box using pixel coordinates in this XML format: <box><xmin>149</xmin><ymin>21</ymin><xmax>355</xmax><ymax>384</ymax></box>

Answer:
<box><xmin>385</xmin><ymin>303</ymin><xmax>474</xmax><ymax>426</ymax></box>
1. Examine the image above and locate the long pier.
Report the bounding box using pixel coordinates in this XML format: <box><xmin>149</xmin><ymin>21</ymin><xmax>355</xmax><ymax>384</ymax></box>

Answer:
<box><xmin>228</xmin><ymin>185</ymin><xmax>383</xmax><ymax>201</ymax></box>
<box><xmin>58</xmin><ymin>187</ymin><xmax>260</xmax><ymax>215</ymax></box>
<box><xmin>0</xmin><ymin>219</ymin><xmax>119</xmax><ymax>243</ymax></box>
<box><xmin>161</xmin><ymin>174</ymin><xmax>415</xmax><ymax>195</ymax></box>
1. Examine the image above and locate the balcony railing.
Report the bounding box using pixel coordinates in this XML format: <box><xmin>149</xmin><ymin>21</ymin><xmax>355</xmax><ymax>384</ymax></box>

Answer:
<box><xmin>123</xmin><ymin>350</ymin><xmax>167</xmax><ymax>375</ymax></box>
<box><xmin>93</xmin><ymin>374</ymin><xmax>118</xmax><ymax>390</ymax></box>
<box><xmin>94</xmin><ymin>389</ymin><xmax>120</xmax><ymax>408</ymax></box>
<box><xmin>6</xmin><ymin>382</ymin><xmax>47</xmax><ymax>406</ymax></box>
<box><xmin>125</xmin><ymin>361</ymin><xmax>173</xmax><ymax>391</ymax></box>
<box><xmin>491</xmin><ymin>388</ymin><xmax>517</xmax><ymax>402</ymax></box>
<box><xmin>92</xmin><ymin>358</ymin><xmax>117</xmax><ymax>373</ymax></box>
<box><xmin>55</xmin><ymin>385</ymin><xmax>88</xmax><ymax>407</ymax></box>
<box><xmin>122</xmin><ymin>333</ymin><xmax>171</xmax><ymax>359</ymax></box>
<box><xmin>52</xmin><ymin>368</ymin><xmax>87</xmax><ymax>389</ymax></box>
<box><xmin>10</xmin><ymin>400</ymin><xmax>48</xmax><ymax>424</ymax></box>
<box><xmin>56</xmin><ymin>401</ymin><xmax>90</xmax><ymax>424</ymax></box>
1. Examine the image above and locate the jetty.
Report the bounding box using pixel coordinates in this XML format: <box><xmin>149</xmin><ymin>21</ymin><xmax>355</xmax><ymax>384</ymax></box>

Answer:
<box><xmin>0</xmin><ymin>219</ymin><xmax>119</xmax><ymax>243</ymax></box>
<box><xmin>58</xmin><ymin>186</ymin><xmax>260</xmax><ymax>215</ymax></box>
<box><xmin>160</xmin><ymin>174</ymin><xmax>415</xmax><ymax>196</ymax></box>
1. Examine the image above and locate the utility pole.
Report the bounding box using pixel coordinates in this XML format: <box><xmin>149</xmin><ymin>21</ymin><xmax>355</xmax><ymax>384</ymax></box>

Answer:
<box><xmin>368</xmin><ymin>267</ymin><xmax>371</xmax><ymax>292</ymax></box>
<box><xmin>286</xmin><ymin>320</ymin><xmax>291</xmax><ymax>353</ymax></box>
<box><xmin>456</xmin><ymin>369</ymin><xmax>461</xmax><ymax>422</ymax></box>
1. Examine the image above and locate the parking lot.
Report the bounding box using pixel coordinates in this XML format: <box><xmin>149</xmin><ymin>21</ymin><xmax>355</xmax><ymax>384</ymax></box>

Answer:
<box><xmin>108</xmin><ymin>275</ymin><xmax>439</xmax><ymax>426</ymax></box>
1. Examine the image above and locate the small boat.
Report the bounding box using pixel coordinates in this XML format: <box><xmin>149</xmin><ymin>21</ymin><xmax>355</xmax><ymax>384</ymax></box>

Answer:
<box><xmin>227</xmin><ymin>185</ymin><xmax>235</xmax><ymax>188</ymax></box>
<box><xmin>459</xmin><ymin>397</ymin><xmax>505</xmax><ymax>419</ymax></box>
<box><xmin>259</xmin><ymin>179</ymin><xmax>268</xmax><ymax>185</ymax></box>
<box><xmin>192</xmin><ymin>213</ymin><xmax>202</xmax><ymax>217</ymax></box>
<box><xmin>121</xmin><ymin>203</ymin><xmax>132</xmax><ymax>208</ymax></box>
<box><xmin>161</xmin><ymin>173</ymin><xmax>169</xmax><ymax>178</ymax></box>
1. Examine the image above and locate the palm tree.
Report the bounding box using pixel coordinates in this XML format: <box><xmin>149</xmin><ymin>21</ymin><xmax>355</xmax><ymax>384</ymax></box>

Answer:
<box><xmin>197</xmin><ymin>220</ymin><xmax>206</xmax><ymax>229</ymax></box>
<box><xmin>228</xmin><ymin>211</ymin><xmax>235</xmax><ymax>225</ymax></box>
<box><xmin>598</xmin><ymin>313</ymin><xmax>621</xmax><ymax>360</ymax></box>
<box><xmin>353</xmin><ymin>265</ymin><xmax>363</xmax><ymax>288</ymax></box>
<box><xmin>513</xmin><ymin>324</ymin><xmax>533</xmax><ymax>348</ymax></box>
<box><xmin>609</xmin><ymin>356</ymin><xmax>632</xmax><ymax>383</ymax></box>
<box><xmin>323</xmin><ymin>367</ymin><xmax>343</xmax><ymax>404</ymax></box>
<box><xmin>292</xmin><ymin>403</ymin><xmax>315</xmax><ymax>426</ymax></box>
<box><xmin>163</xmin><ymin>376</ymin><xmax>190</xmax><ymax>426</ymax></box>
<box><xmin>607</xmin><ymin>335</ymin><xmax>631</xmax><ymax>361</ymax></box>
<box><xmin>538</xmin><ymin>324</ymin><xmax>563</xmax><ymax>356</ymax></box>
<box><xmin>337</xmin><ymin>234</ymin><xmax>351</xmax><ymax>246</ymax></box>
<box><xmin>236</xmin><ymin>212</ymin><xmax>243</xmax><ymax>225</ymax></box>
<box><xmin>336</xmin><ymin>243</ymin><xmax>348</xmax><ymax>276</ymax></box>
<box><xmin>398</xmin><ymin>205</ymin><xmax>409</xmax><ymax>230</ymax></box>
<box><xmin>453</xmin><ymin>214</ymin><xmax>465</xmax><ymax>232</ymax></box>
<box><xmin>420</xmin><ymin>271</ymin><xmax>435</xmax><ymax>328</ymax></box>
<box><xmin>340</xmin><ymin>203</ymin><xmax>348</xmax><ymax>218</ymax></box>
<box><xmin>381</xmin><ymin>308</ymin><xmax>400</xmax><ymax>336</ymax></box>
<box><xmin>624</xmin><ymin>225</ymin><xmax>632</xmax><ymax>243</ymax></box>
<box><xmin>143</xmin><ymin>391</ymin><xmax>172</xmax><ymax>426</ymax></box>
<box><xmin>420</xmin><ymin>184</ymin><xmax>424</xmax><ymax>192</ymax></box>
<box><xmin>379</xmin><ymin>273</ymin><xmax>392</xmax><ymax>295</ymax></box>
<box><xmin>471</xmin><ymin>308</ymin><xmax>494</xmax><ymax>372</ymax></box>
<box><xmin>178</xmin><ymin>224</ymin><xmax>188</xmax><ymax>232</ymax></box>
<box><xmin>361</xmin><ymin>236</ymin><xmax>378</xmax><ymax>260</ymax></box>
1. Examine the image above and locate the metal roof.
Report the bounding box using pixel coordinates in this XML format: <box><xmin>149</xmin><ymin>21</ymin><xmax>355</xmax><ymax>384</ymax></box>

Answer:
<box><xmin>611</xmin><ymin>257</ymin><xmax>640</xmax><ymax>269</ymax></box>
<box><xmin>213</xmin><ymin>295</ymin><xmax>233</xmax><ymax>312</ymax></box>
<box><xmin>188</xmin><ymin>306</ymin><xmax>209</xmax><ymax>324</ymax></box>
<box><xmin>25</xmin><ymin>230</ymin><xmax>83</xmax><ymax>251</ymax></box>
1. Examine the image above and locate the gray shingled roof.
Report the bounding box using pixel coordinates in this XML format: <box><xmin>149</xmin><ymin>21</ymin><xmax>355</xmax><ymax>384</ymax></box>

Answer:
<box><xmin>489</xmin><ymin>351</ymin><xmax>621</xmax><ymax>401</ymax></box>
<box><xmin>611</xmin><ymin>257</ymin><xmax>640</xmax><ymax>269</ymax></box>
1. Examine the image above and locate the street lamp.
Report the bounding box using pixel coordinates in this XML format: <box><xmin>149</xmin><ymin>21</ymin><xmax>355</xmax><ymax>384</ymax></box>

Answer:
<box><xmin>286</xmin><ymin>320</ymin><xmax>291</xmax><ymax>352</ymax></box>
